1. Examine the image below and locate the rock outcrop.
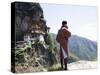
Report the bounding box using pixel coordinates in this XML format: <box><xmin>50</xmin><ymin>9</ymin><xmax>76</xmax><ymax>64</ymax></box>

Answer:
<box><xmin>14</xmin><ymin>2</ymin><xmax>57</xmax><ymax>73</ymax></box>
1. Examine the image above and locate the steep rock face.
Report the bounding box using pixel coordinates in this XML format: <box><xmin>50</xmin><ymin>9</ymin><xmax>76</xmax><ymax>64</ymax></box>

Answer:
<box><xmin>15</xmin><ymin>2</ymin><xmax>47</xmax><ymax>41</ymax></box>
<box><xmin>14</xmin><ymin>2</ymin><xmax>57</xmax><ymax>73</ymax></box>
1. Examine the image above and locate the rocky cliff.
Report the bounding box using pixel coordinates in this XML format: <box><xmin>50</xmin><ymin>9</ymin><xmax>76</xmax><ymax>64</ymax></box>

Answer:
<box><xmin>13</xmin><ymin>2</ymin><xmax>57</xmax><ymax>73</ymax></box>
<box><xmin>15</xmin><ymin>2</ymin><xmax>48</xmax><ymax>41</ymax></box>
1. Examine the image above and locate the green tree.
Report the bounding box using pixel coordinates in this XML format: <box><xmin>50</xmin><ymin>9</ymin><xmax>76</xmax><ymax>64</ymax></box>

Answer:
<box><xmin>46</xmin><ymin>33</ymin><xmax>55</xmax><ymax>53</ymax></box>
<box><xmin>45</xmin><ymin>33</ymin><xmax>57</xmax><ymax>65</ymax></box>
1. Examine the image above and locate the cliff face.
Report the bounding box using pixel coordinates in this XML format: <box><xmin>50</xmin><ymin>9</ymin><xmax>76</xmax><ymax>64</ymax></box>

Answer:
<box><xmin>15</xmin><ymin>2</ymin><xmax>47</xmax><ymax>41</ymax></box>
<box><xmin>14</xmin><ymin>2</ymin><xmax>57</xmax><ymax>73</ymax></box>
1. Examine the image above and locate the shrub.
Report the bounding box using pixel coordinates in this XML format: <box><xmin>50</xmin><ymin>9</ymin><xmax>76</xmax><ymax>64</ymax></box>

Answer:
<box><xmin>68</xmin><ymin>53</ymin><xmax>79</xmax><ymax>63</ymax></box>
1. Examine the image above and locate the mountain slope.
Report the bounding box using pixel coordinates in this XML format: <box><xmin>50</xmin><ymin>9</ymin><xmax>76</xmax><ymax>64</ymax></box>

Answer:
<box><xmin>68</xmin><ymin>35</ymin><xmax>97</xmax><ymax>61</ymax></box>
<box><xmin>51</xmin><ymin>33</ymin><xmax>97</xmax><ymax>61</ymax></box>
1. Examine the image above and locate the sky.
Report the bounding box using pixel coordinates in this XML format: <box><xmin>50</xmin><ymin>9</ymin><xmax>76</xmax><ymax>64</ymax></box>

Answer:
<box><xmin>40</xmin><ymin>3</ymin><xmax>97</xmax><ymax>41</ymax></box>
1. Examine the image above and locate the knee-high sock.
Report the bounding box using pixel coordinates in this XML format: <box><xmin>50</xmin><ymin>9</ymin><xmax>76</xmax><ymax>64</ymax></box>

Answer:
<box><xmin>64</xmin><ymin>58</ymin><xmax>68</xmax><ymax>70</ymax></box>
<box><xmin>60</xmin><ymin>58</ymin><xmax>63</xmax><ymax>69</ymax></box>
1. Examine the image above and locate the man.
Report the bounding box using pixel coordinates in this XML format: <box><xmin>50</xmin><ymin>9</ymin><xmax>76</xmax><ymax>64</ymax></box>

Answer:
<box><xmin>56</xmin><ymin>21</ymin><xmax>71</xmax><ymax>70</ymax></box>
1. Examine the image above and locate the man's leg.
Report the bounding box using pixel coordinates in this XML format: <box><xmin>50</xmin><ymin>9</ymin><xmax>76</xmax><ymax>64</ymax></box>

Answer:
<box><xmin>64</xmin><ymin>58</ymin><xmax>68</xmax><ymax>70</ymax></box>
<box><xmin>60</xmin><ymin>47</ymin><xmax>63</xmax><ymax>69</ymax></box>
<box><xmin>60</xmin><ymin>57</ymin><xmax>63</xmax><ymax>69</ymax></box>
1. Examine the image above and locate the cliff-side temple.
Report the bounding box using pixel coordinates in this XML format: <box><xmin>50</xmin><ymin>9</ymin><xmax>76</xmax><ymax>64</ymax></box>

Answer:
<box><xmin>15</xmin><ymin>2</ymin><xmax>49</xmax><ymax>42</ymax></box>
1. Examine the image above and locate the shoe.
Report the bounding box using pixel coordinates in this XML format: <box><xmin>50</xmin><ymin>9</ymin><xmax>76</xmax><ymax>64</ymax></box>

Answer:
<box><xmin>64</xmin><ymin>68</ymin><xmax>68</xmax><ymax>70</ymax></box>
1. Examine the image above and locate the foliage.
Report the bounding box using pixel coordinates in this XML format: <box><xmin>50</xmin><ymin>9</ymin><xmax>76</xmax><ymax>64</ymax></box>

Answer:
<box><xmin>68</xmin><ymin>53</ymin><xmax>79</xmax><ymax>63</ymax></box>
<box><xmin>46</xmin><ymin>33</ymin><xmax>56</xmax><ymax>53</ymax></box>
<box><xmin>48</xmin><ymin>63</ymin><xmax>62</xmax><ymax>71</ymax></box>
<box><xmin>15</xmin><ymin>43</ymin><xmax>32</xmax><ymax>62</ymax></box>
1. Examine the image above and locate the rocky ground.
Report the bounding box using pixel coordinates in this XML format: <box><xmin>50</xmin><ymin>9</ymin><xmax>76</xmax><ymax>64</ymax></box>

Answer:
<box><xmin>15</xmin><ymin>60</ymin><xmax>98</xmax><ymax>73</ymax></box>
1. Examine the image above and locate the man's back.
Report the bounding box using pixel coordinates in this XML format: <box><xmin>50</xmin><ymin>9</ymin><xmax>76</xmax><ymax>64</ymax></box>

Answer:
<box><xmin>56</xmin><ymin>27</ymin><xmax>71</xmax><ymax>45</ymax></box>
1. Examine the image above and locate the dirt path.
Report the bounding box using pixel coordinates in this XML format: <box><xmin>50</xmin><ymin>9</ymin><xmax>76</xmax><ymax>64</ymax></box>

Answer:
<box><xmin>68</xmin><ymin>60</ymin><xmax>98</xmax><ymax>70</ymax></box>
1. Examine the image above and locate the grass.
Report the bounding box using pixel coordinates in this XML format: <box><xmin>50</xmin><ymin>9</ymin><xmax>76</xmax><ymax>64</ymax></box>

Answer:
<box><xmin>48</xmin><ymin>64</ymin><xmax>63</xmax><ymax>71</ymax></box>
